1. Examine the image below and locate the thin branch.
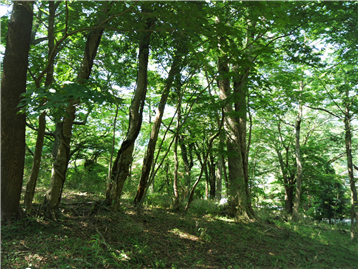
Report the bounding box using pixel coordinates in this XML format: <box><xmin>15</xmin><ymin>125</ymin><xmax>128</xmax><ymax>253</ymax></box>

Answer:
<box><xmin>313</xmin><ymin>73</ymin><xmax>346</xmax><ymax>116</ymax></box>
<box><xmin>26</xmin><ymin>143</ymin><xmax>34</xmax><ymax>156</ymax></box>
<box><xmin>26</xmin><ymin>122</ymin><xmax>55</xmax><ymax>137</ymax></box>
<box><xmin>37</xmin><ymin>5</ymin><xmax>135</xmax><ymax>83</ymax></box>
<box><xmin>328</xmin><ymin>153</ymin><xmax>345</xmax><ymax>164</ymax></box>
<box><xmin>305</xmin><ymin>105</ymin><xmax>341</xmax><ymax>119</ymax></box>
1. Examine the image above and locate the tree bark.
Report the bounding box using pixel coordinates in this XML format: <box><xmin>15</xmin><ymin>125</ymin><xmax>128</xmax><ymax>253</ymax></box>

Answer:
<box><xmin>292</xmin><ymin>82</ymin><xmax>304</xmax><ymax>222</ymax></box>
<box><xmin>284</xmin><ymin>183</ymin><xmax>295</xmax><ymax>214</ymax></box>
<box><xmin>106</xmin><ymin>9</ymin><xmax>155</xmax><ymax>210</ymax></box>
<box><xmin>134</xmin><ymin>45</ymin><xmax>185</xmax><ymax>206</ymax></box>
<box><xmin>1</xmin><ymin>1</ymin><xmax>33</xmax><ymax>223</ymax></box>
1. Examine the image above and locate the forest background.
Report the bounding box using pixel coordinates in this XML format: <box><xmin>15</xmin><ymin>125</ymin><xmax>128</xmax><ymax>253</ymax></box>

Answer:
<box><xmin>1</xmin><ymin>1</ymin><xmax>358</xmax><ymax>267</ymax></box>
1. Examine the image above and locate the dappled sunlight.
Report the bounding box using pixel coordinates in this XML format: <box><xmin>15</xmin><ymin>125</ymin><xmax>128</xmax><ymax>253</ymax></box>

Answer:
<box><xmin>169</xmin><ymin>228</ymin><xmax>200</xmax><ymax>241</ymax></box>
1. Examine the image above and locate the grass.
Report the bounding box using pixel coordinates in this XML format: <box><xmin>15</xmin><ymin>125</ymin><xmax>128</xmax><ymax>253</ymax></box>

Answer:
<box><xmin>2</xmin><ymin>190</ymin><xmax>358</xmax><ymax>269</ymax></box>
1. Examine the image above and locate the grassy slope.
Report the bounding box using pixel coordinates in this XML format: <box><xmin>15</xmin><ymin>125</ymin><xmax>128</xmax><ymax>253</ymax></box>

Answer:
<box><xmin>2</xmin><ymin>191</ymin><xmax>358</xmax><ymax>269</ymax></box>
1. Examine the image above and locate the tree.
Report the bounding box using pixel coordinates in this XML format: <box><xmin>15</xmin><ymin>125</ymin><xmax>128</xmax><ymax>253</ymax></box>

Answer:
<box><xmin>24</xmin><ymin>1</ymin><xmax>59</xmax><ymax>213</ymax></box>
<box><xmin>133</xmin><ymin>40</ymin><xmax>187</xmax><ymax>207</ymax></box>
<box><xmin>309</xmin><ymin>64</ymin><xmax>358</xmax><ymax>238</ymax></box>
<box><xmin>106</xmin><ymin>4</ymin><xmax>155</xmax><ymax>210</ymax></box>
<box><xmin>43</xmin><ymin>2</ymin><xmax>111</xmax><ymax>216</ymax></box>
<box><xmin>1</xmin><ymin>1</ymin><xmax>33</xmax><ymax>223</ymax></box>
<box><xmin>292</xmin><ymin>81</ymin><xmax>304</xmax><ymax>222</ymax></box>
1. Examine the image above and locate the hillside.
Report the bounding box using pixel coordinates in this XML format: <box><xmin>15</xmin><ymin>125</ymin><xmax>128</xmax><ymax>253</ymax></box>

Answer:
<box><xmin>2</xmin><ymin>191</ymin><xmax>357</xmax><ymax>268</ymax></box>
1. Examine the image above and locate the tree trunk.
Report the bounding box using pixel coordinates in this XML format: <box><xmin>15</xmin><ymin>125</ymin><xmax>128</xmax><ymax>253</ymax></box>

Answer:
<box><xmin>275</xmin><ymin>145</ymin><xmax>296</xmax><ymax>215</ymax></box>
<box><xmin>193</xmin><ymin>143</ymin><xmax>209</xmax><ymax>200</ymax></box>
<box><xmin>1</xmin><ymin>1</ymin><xmax>33</xmax><ymax>224</ymax></box>
<box><xmin>204</xmin><ymin>160</ymin><xmax>209</xmax><ymax>200</ymax></box>
<box><xmin>218</xmin><ymin>56</ymin><xmax>256</xmax><ymax>219</ymax></box>
<box><xmin>179</xmin><ymin>136</ymin><xmax>194</xmax><ymax>200</ymax></box>
<box><xmin>108</xmin><ymin>104</ymin><xmax>119</xmax><ymax>183</ymax></box>
<box><xmin>173</xmin><ymin>131</ymin><xmax>180</xmax><ymax>210</ymax></box>
<box><xmin>215</xmin><ymin>137</ymin><xmax>224</xmax><ymax>201</ymax></box>
<box><xmin>172</xmin><ymin>80</ymin><xmax>182</xmax><ymax>211</ymax></box>
<box><xmin>134</xmin><ymin>45</ymin><xmax>185</xmax><ymax>206</ymax></box>
<box><xmin>344</xmin><ymin>97</ymin><xmax>358</xmax><ymax>240</ymax></box>
<box><xmin>24</xmin><ymin>112</ymin><xmax>46</xmax><ymax>212</ymax></box>
<box><xmin>208</xmin><ymin>153</ymin><xmax>216</xmax><ymax>199</ymax></box>
<box><xmin>292</xmin><ymin>82</ymin><xmax>304</xmax><ymax>222</ymax></box>
<box><xmin>25</xmin><ymin>1</ymin><xmax>57</xmax><ymax>213</ymax></box>
<box><xmin>185</xmin><ymin>110</ymin><xmax>224</xmax><ymax>211</ymax></box>
<box><xmin>284</xmin><ymin>183</ymin><xmax>294</xmax><ymax>214</ymax></box>
<box><xmin>106</xmin><ymin>10</ymin><xmax>154</xmax><ymax>210</ymax></box>
<box><xmin>44</xmin><ymin>4</ymin><xmax>109</xmax><ymax>216</ymax></box>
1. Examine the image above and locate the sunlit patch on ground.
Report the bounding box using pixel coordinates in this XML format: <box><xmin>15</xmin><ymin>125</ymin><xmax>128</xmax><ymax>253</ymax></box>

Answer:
<box><xmin>169</xmin><ymin>228</ymin><xmax>200</xmax><ymax>241</ymax></box>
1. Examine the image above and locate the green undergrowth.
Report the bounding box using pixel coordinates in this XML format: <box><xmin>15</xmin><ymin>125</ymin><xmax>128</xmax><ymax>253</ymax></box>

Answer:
<box><xmin>2</xmin><ymin>192</ymin><xmax>358</xmax><ymax>268</ymax></box>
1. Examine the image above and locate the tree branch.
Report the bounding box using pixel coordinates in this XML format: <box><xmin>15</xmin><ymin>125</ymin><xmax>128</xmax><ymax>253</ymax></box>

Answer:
<box><xmin>26</xmin><ymin>122</ymin><xmax>55</xmax><ymax>137</ymax></box>
<box><xmin>305</xmin><ymin>105</ymin><xmax>342</xmax><ymax>119</ymax></box>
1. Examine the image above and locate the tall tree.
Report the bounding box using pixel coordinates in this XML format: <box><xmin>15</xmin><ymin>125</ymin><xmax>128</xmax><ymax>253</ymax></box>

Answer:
<box><xmin>292</xmin><ymin>81</ymin><xmax>304</xmax><ymax>222</ymax></box>
<box><xmin>24</xmin><ymin>1</ymin><xmax>59</xmax><ymax>213</ymax></box>
<box><xmin>311</xmin><ymin>65</ymin><xmax>358</xmax><ymax>239</ymax></box>
<box><xmin>275</xmin><ymin>121</ymin><xmax>296</xmax><ymax>214</ymax></box>
<box><xmin>133</xmin><ymin>42</ymin><xmax>186</xmax><ymax>207</ymax></box>
<box><xmin>43</xmin><ymin>3</ymin><xmax>110</xmax><ymax>216</ymax></box>
<box><xmin>106</xmin><ymin>5</ymin><xmax>155</xmax><ymax>210</ymax></box>
<box><xmin>1</xmin><ymin>1</ymin><xmax>33</xmax><ymax>223</ymax></box>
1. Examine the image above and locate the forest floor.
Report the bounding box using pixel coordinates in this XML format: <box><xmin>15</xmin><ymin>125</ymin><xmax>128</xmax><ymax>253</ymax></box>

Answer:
<box><xmin>2</xmin><ymin>189</ymin><xmax>358</xmax><ymax>269</ymax></box>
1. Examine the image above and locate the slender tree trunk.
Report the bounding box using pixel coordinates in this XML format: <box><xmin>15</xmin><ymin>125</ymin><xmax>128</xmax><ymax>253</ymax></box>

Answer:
<box><xmin>172</xmin><ymin>82</ymin><xmax>182</xmax><ymax>210</ymax></box>
<box><xmin>204</xmin><ymin>161</ymin><xmax>209</xmax><ymax>200</ymax></box>
<box><xmin>215</xmin><ymin>136</ymin><xmax>224</xmax><ymax>201</ymax></box>
<box><xmin>275</xmin><ymin>147</ymin><xmax>295</xmax><ymax>214</ymax></box>
<box><xmin>193</xmin><ymin>143</ymin><xmax>208</xmax><ymax>199</ymax></box>
<box><xmin>344</xmin><ymin>99</ymin><xmax>358</xmax><ymax>240</ymax></box>
<box><xmin>1</xmin><ymin>1</ymin><xmax>33</xmax><ymax>224</ymax></box>
<box><xmin>185</xmin><ymin>110</ymin><xmax>224</xmax><ymax>211</ymax></box>
<box><xmin>108</xmin><ymin>104</ymin><xmax>119</xmax><ymax>183</ymax></box>
<box><xmin>44</xmin><ymin>5</ymin><xmax>109</xmax><ymax>216</ymax></box>
<box><xmin>208</xmin><ymin>153</ymin><xmax>216</xmax><ymax>199</ymax></box>
<box><xmin>134</xmin><ymin>45</ymin><xmax>185</xmax><ymax>206</ymax></box>
<box><xmin>25</xmin><ymin>1</ymin><xmax>57</xmax><ymax>213</ymax></box>
<box><xmin>179</xmin><ymin>137</ymin><xmax>194</xmax><ymax>200</ymax></box>
<box><xmin>106</xmin><ymin>10</ymin><xmax>155</xmax><ymax>210</ymax></box>
<box><xmin>292</xmin><ymin>83</ymin><xmax>304</xmax><ymax>222</ymax></box>
<box><xmin>173</xmin><ymin>131</ymin><xmax>180</xmax><ymax>210</ymax></box>
<box><xmin>24</xmin><ymin>112</ymin><xmax>46</xmax><ymax>212</ymax></box>
<box><xmin>222</xmin><ymin>146</ymin><xmax>229</xmax><ymax>196</ymax></box>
